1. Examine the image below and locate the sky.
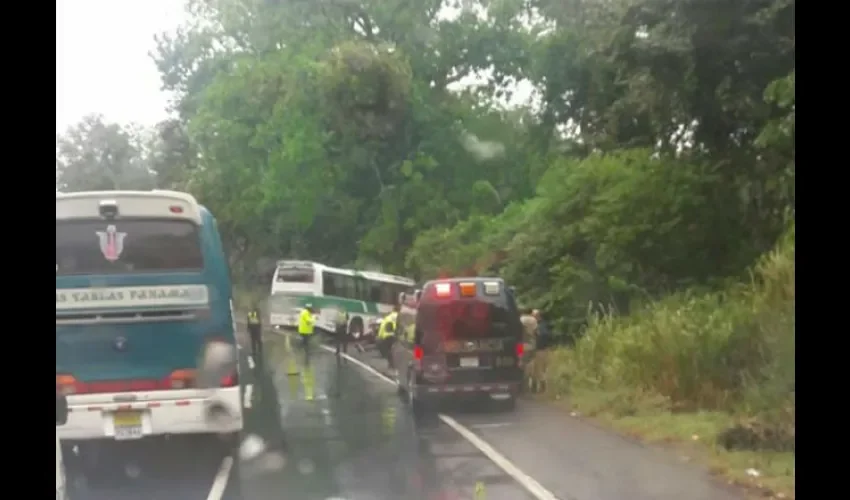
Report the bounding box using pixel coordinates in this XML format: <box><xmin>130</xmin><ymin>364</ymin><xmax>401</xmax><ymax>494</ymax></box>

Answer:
<box><xmin>56</xmin><ymin>0</ymin><xmax>187</xmax><ymax>134</ymax></box>
<box><xmin>55</xmin><ymin>1</ymin><xmax>536</xmax><ymax>137</ymax></box>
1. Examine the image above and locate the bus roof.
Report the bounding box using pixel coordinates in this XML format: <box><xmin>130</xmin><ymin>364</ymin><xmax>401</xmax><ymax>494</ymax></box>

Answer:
<box><xmin>358</xmin><ymin>270</ymin><xmax>415</xmax><ymax>286</ymax></box>
<box><xmin>56</xmin><ymin>190</ymin><xmax>203</xmax><ymax>224</ymax></box>
<box><xmin>275</xmin><ymin>260</ymin><xmax>415</xmax><ymax>286</ymax></box>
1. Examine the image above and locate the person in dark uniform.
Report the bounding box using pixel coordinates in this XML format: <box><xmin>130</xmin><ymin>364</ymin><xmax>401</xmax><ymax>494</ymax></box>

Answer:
<box><xmin>247</xmin><ymin>308</ymin><xmax>263</xmax><ymax>361</ymax></box>
<box><xmin>334</xmin><ymin>308</ymin><xmax>350</xmax><ymax>360</ymax></box>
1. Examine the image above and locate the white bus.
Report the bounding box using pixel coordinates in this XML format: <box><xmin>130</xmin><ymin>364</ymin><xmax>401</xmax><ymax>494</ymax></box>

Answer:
<box><xmin>269</xmin><ymin>260</ymin><xmax>415</xmax><ymax>335</ymax></box>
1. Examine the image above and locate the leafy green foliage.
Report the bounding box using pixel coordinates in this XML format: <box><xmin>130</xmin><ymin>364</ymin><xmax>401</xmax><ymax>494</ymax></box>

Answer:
<box><xmin>58</xmin><ymin>1</ymin><xmax>795</xmax><ymax>473</ymax></box>
<box><xmin>56</xmin><ymin>114</ymin><xmax>156</xmax><ymax>192</ymax></box>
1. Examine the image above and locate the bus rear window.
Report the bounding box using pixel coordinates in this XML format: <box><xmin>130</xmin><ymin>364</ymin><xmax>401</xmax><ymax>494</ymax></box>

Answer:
<box><xmin>56</xmin><ymin>218</ymin><xmax>203</xmax><ymax>275</ymax></box>
<box><xmin>276</xmin><ymin>268</ymin><xmax>315</xmax><ymax>283</ymax></box>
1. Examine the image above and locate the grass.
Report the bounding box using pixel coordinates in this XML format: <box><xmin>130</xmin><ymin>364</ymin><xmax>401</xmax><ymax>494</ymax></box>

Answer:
<box><xmin>528</xmin><ymin>224</ymin><xmax>795</xmax><ymax>499</ymax></box>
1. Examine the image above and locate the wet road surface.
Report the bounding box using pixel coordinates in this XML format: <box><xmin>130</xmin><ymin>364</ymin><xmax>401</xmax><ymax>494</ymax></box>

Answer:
<box><xmin>65</xmin><ymin>329</ymin><xmax>745</xmax><ymax>500</ymax></box>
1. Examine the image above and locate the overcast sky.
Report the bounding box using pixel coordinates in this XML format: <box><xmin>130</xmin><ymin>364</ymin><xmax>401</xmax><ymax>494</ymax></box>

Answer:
<box><xmin>56</xmin><ymin>1</ymin><xmax>537</xmax><ymax>137</ymax></box>
<box><xmin>56</xmin><ymin>0</ymin><xmax>187</xmax><ymax>134</ymax></box>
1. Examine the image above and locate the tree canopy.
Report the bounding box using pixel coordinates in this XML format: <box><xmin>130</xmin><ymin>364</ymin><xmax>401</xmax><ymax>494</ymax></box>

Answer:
<box><xmin>57</xmin><ymin>0</ymin><xmax>794</xmax><ymax>335</ymax></box>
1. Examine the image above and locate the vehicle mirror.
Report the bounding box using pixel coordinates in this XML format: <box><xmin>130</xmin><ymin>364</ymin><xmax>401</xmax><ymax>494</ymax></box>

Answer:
<box><xmin>56</xmin><ymin>394</ymin><xmax>68</xmax><ymax>426</ymax></box>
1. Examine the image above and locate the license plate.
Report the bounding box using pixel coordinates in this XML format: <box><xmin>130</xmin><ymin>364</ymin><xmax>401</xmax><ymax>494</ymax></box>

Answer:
<box><xmin>459</xmin><ymin>357</ymin><xmax>479</xmax><ymax>368</ymax></box>
<box><xmin>113</xmin><ymin>411</ymin><xmax>143</xmax><ymax>441</ymax></box>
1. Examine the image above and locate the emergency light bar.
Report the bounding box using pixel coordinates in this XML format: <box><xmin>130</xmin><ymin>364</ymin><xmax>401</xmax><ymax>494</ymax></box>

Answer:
<box><xmin>459</xmin><ymin>282</ymin><xmax>476</xmax><ymax>297</ymax></box>
<box><xmin>483</xmin><ymin>281</ymin><xmax>500</xmax><ymax>295</ymax></box>
<box><xmin>434</xmin><ymin>282</ymin><xmax>452</xmax><ymax>297</ymax></box>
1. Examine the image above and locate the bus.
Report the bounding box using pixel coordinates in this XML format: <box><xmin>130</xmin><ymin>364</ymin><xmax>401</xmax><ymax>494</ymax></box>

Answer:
<box><xmin>56</xmin><ymin>190</ymin><xmax>243</xmax><ymax>486</ymax></box>
<box><xmin>269</xmin><ymin>260</ymin><xmax>415</xmax><ymax>335</ymax></box>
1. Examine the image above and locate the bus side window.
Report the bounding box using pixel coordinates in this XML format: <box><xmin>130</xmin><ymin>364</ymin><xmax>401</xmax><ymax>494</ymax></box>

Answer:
<box><xmin>323</xmin><ymin>272</ymin><xmax>337</xmax><ymax>296</ymax></box>
<box><xmin>371</xmin><ymin>283</ymin><xmax>384</xmax><ymax>304</ymax></box>
<box><xmin>340</xmin><ymin>274</ymin><xmax>356</xmax><ymax>300</ymax></box>
<box><xmin>352</xmin><ymin>276</ymin><xmax>367</xmax><ymax>302</ymax></box>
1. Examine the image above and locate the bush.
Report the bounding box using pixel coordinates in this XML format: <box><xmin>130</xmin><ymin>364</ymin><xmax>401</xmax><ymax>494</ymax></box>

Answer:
<box><xmin>537</xmin><ymin>224</ymin><xmax>794</xmax><ymax>451</ymax></box>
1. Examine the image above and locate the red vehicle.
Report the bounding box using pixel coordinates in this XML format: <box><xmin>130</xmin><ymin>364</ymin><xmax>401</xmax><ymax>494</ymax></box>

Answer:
<box><xmin>391</xmin><ymin>278</ymin><xmax>524</xmax><ymax>414</ymax></box>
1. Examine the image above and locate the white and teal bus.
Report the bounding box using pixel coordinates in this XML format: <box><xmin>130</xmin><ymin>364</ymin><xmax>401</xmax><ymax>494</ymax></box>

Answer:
<box><xmin>268</xmin><ymin>260</ymin><xmax>416</xmax><ymax>335</ymax></box>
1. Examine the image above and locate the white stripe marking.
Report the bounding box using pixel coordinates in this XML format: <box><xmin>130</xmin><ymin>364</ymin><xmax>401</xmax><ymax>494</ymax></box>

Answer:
<box><xmin>469</xmin><ymin>422</ymin><xmax>514</xmax><ymax>429</ymax></box>
<box><xmin>244</xmin><ymin>384</ymin><xmax>253</xmax><ymax>409</ymax></box>
<box><xmin>315</xmin><ymin>341</ymin><xmax>560</xmax><ymax>500</ymax></box>
<box><xmin>205</xmin><ymin>456</ymin><xmax>234</xmax><ymax>500</ymax></box>
<box><xmin>248</xmin><ymin>356</ymin><xmax>255</xmax><ymax>369</ymax></box>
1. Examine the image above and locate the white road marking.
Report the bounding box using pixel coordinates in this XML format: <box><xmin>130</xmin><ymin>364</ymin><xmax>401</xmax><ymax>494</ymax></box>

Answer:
<box><xmin>205</xmin><ymin>456</ymin><xmax>234</xmax><ymax>500</ymax></box>
<box><xmin>468</xmin><ymin>422</ymin><xmax>514</xmax><ymax>429</ymax></box>
<box><xmin>244</xmin><ymin>383</ymin><xmax>254</xmax><ymax>409</ymax></box>
<box><xmin>248</xmin><ymin>355</ymin><xmax>255</xmax><ymax>369</ymax></box>
<box><xmin>316</xmin><ymin>342</ymin><xmax>561</xmax><ymax>500</ymax></box>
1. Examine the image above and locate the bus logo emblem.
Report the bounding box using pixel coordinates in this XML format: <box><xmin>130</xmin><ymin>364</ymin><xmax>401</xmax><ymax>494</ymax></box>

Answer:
<box><xmin>97</xmin><ymin>225</ymin><xmax>127</xmax><ymax>262</ymax></box>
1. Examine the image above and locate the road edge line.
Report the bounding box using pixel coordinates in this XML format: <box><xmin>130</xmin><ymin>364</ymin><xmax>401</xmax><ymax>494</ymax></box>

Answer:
<box><xmin>205</xmin><ymin>455</ymin><xmax>234</xmax><ymax>500</ymax></box>
<box><xmin>315</xmin><ymin>341</ymin><xmax>561</xmax><ymax>500</ymax></box>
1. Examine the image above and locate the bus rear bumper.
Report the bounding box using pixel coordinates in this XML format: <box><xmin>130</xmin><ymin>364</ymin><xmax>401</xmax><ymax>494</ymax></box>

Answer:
<box><xmin>57</xmin><ymin>387</ymin><xmax>243</xmax><ymax>442</ymax></box>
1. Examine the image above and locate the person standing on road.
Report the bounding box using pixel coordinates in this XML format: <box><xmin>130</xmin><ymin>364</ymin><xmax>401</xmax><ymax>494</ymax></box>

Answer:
<box><xmin>334</xmin><ymin>307</ymin><xmax>350</xmax><ymax>360</ymax></box>
<box><xmin>532</xmin><ymin>309</ymin><xmax>551</xmax><ymax>350</ymax></box>
<box><xmin>519</xmin><ymin>307</ymin><xmax>538</xmax><ymax>351</ymax></box>
<box><xmin>376</xmin><ymin>306</ymin><xmax>400</xmax><ymax>375</ymax></box>
<box><xmin>247</xmin><ymin>308</ymin><xmax>263</xmax><ymax>361</ymax></box>
<box><xmin>297</xmin><ymin>304</ymin><xmax>316</xmax><ymax>360</ymax></box>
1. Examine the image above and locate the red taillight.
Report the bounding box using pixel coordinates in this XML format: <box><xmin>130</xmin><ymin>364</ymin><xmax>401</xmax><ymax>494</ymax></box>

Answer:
<box><xmin>515</xmin><ymin>342</ymin><xmax>524</xmax><ymax>358</ymax></box>
<box><xmin>167</xmin><ymin>369</ymin><xmax>196</xmax><ymax>389</ymax></box>
<box><xmin>413</xmin><ymin>345</ymin><xmax>424</xmax><ymax>360</ymax></box>
<box><xmin>56</xmin><ymin>374</ymin><xmax>78</xmax><ymax>396</ymax></box>
<box><xmin>169</xmin><ymin>205</ymin><xmax>184</xmax><ymax>213</ymax></box>
<box><xmin>56</xmin><ymin>372</ymin><xmax>192</xmax><ymax>395</ymax></box>
<box><xmin>220</xmin><ymin>371</ymin><xmax>238</xmax><ymax>387</ymax></box>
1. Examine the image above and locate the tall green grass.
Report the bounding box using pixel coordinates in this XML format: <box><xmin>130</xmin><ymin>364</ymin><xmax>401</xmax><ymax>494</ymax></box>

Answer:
<box><xmin>535</xmin><ymin>224</ymin><xmax>795</xmax><ymax>452</ymax></box>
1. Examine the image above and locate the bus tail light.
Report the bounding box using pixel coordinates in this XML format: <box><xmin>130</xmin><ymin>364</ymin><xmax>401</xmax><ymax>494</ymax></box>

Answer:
<box><xmin>167</xmin><ymin>369</ymin><xmax>196</xmax><ymax>389</ymax></box>
<box><xmin>220</xmin><ymin>370</ymin><xmax>238</xmax><ymax>388</ymax></box>
<box><xmin>56</xmin><ymin>374</ymin><xmax>78</xmax><ymax>396</ymax></box>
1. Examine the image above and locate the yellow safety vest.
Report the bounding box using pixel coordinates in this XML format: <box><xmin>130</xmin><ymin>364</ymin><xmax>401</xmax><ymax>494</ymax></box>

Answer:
<box><xmin>298</xmin><ymin>309</ymin><xmax>315</xmax><ymax>335</ymax></box>
<box><xmin>247</xmin><ymin>311</ymin><xmax>260</xmax><ymax>325</ymax></box>
<box><xmin>377</xmin><ymin>312</ymin><xmax>397</xmax><ymax>340</ymax></box>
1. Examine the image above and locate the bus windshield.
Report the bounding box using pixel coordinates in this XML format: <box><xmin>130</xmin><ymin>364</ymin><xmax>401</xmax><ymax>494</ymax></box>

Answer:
<box><xmin>276</xmin><ymin>266</ymin><xmax>315</xmax><ymax>283</ymax></box>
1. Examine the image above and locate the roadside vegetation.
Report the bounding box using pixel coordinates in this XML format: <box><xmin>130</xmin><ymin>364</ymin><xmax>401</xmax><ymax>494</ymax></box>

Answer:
<box><xmin>529</xmin><ymin>225</ymin><xmax>795</xmax><ymax>498</ymax></box>
<box><xmin>57</xmin><ymin>0</ymin><xmax>794</xmax><ymax>496</ymax></box>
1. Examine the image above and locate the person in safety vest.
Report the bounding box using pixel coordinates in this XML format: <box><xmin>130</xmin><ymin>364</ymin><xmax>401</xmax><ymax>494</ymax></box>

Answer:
<box><xmin>334</xmin><ymin>307</ymin><xmax>350</xmax><ymax>359</ymax></box>
<box><xmin>247</xmin><ymin>308</ymin><xmax>263</xmax><ymax>359</ymax></box>
<box><xmin>298</xmin><ymin>304</ymin><xmax>316</xmax><ymax>357</ymax></box>
<box><xmin>376</xmin><ymin>305</ymin><xmax>400</xmax><ymax>374</ymax></box>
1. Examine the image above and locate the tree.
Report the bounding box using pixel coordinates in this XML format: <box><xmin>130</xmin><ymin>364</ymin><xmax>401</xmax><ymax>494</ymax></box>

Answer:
<box><xmin>56</xmin><ymin>114</ymin><xmax>156</xmax><ymax>192</ymax></box>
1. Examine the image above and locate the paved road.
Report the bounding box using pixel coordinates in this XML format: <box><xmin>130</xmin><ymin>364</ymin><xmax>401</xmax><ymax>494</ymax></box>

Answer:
<box><xmin>68</xmin><ymin>329</ymin><xmax>745</xmax><ymax>500</ymax></box>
